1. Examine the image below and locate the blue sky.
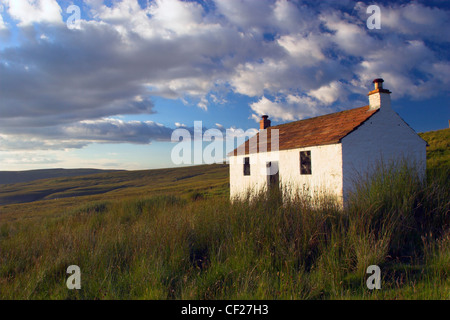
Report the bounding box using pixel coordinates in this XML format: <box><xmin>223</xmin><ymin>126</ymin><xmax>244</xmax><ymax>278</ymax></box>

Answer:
<box><xmin>0</xmin><ymin>0</ymin><xmax>449</xmax><ymax>170</ymax></box>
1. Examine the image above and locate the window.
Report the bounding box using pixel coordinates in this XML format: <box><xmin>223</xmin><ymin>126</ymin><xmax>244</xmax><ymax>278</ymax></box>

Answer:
<box><xmin>243</xmin><ymin>157</ymin><xmax>250</xmax><ymax>176</ymax></box>
<box><xmin>300</xmin><ymin>151</ymin><xmax>312</xmax><ymax>175</ymax></box>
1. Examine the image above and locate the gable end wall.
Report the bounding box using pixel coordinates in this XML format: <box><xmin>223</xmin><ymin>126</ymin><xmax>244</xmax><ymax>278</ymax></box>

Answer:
<box><xmin>341</xmin><ymin>107</ymin><xmax>427</xmax><ymax>200</ymax></box>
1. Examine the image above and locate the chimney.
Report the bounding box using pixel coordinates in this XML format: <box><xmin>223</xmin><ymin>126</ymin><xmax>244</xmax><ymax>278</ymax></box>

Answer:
<box><xmin>368</xmin><ymin>78</ymin><xmax>391</xmax><ymax>110</ymax></box>
<box><xmin>260</xmin><ymin>115</ymin><xmax>271</xmax><ymax>130</ymax></box>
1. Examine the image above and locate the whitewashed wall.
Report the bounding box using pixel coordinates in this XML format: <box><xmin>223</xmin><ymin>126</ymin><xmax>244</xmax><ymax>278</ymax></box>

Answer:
<box><xmin>229</xmin><ymin>143</ymin><xmax>344</xmax><ymax>203</ymax></box>
<box><xmin>341</xmin><ymin>105</ymin><xmax>427</xmax><ymax>200</ymax></box>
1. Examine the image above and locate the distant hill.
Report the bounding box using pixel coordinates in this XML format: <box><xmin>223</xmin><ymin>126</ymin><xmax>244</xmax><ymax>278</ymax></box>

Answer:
<box><xmin>0</xmin><ymin>168</ymin><xmax>123</xmax><ymax>185</ymax></box>
<box><xmin>0</xmin><ymin>164</ymin><xmax>229</xmax><ymax>206</ymax></box>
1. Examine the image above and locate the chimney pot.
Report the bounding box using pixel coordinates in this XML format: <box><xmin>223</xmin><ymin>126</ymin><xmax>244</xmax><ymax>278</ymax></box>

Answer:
<box><xmin>260</xmin><ymin>115</ymin><xmax>271</xmax><ymax>130</ymax></box>
<box><xmin>373</xmin><ymin>78</ymin><xmax>384</xmax><ymax>90</ymax></box>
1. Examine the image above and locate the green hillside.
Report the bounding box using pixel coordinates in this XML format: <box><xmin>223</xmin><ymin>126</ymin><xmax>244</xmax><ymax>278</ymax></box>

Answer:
<box><xmin>420</xmin><ymin>128</ymin><xmax>450</xmax><ymax>170</ymax></box>
<box><xmin>0</xmin><ymin>164</ymin><xmax>228</xmax><ymax>206</ymax></box>
<box><xmin>0</xmin><ymin>164</ymin><xmax>228</xmax><ymax>223</ymax></box>
<box><xmin>0</xmin><ymin>168</ymin><xmax>123</xmax><ymax>185</ymax></box>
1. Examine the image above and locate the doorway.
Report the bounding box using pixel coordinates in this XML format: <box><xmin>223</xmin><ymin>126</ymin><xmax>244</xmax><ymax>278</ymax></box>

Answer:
<box><xmin>266</xmin><ymin>161</ymin><xmax>280</xmax><ymax>195</ymax></box>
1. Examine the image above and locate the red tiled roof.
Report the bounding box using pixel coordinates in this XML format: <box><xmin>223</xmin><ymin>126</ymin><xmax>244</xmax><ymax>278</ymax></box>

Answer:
<box><xmin>229</xmin><ymin>105</ymin><xmax>379</xmax><ymax>156</ymax></box>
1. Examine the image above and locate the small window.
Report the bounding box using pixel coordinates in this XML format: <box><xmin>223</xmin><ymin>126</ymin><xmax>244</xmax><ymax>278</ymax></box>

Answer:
<box><xmin>300</xmin><ymin>151</ymin><xmax>311</xmax><ymax>175</ymax></box>
<box><xmin>243</xmin><ymin>157</ymin><xmax>250</xmax><ymax>176</ymax></box>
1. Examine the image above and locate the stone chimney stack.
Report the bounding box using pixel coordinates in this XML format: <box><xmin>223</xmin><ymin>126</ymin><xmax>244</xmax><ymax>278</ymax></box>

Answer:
<box><xmin>368</xmin><ymin>78</ymin><xmax>391</xmax><ymax>110</ymax></box>
<box><xmin>260</xmin><ymin>115</ymin><xmax>271</xmax><ymax>130</ymax></box>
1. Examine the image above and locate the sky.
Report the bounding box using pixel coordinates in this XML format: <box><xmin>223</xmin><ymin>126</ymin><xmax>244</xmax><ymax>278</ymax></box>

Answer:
<box><xmin>0</xmin><ymin>0</ymin><xmax>449</xmax><ymax>171</ymax></box>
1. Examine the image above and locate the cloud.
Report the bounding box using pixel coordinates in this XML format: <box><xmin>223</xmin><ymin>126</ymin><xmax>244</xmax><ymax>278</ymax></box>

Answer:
<box><xmin>0</xmin><ymin>0</ymin><xmax>449</xmax><ymax>153</ymax></box>
<box><xmin>355</xmin><ymin>39</ymin><xmax>448</xmax><ymax>99</ymax></box>
<box><xmin>63</xmin><ymin>118</ymin><xmax>173</xmax><ymax>144</ymax></box>
<box><xmin>377</xmin><ymin>2</ymin><xmax>450</xmax><ymax>43</ymax></box>
<box><xmin>0</xmin><ymin>154</ymin><xmax>61</xmax><ymax>165</ymax></box>
<box><xmin>0</xmin><ymin>10</ymin><xmax>7</xmax><ymax>29</ymax></box>
<box><xmin>250</xmin><ymin>94</ymin><xmax>333</xmax><ymax>122</ymax></box>
<box><xmin>277</xmin><ymin>33</ymin><xmax>328</xmax><ymax>65</ymax></box>
<box><xmin>0</xmin><ymin>23</ymin><xmax>160</xmax><ymax>127</ymax></box>
<box><xmin>0</xmin><ymin>118</ymin><xmax>174</xmax><ymax>151</ymax></box>
<box><xmin>214</xmin><ymin>0</ymin><xmax>274</xmax><ymax>31</ymax></box>
<box><xmin>4</xmin><ymin>0</ymin><xmax>63</xmax><ymax>26</ymax></box>
<box><xmin>148</xmin><ymin>0</ymin><xmax>205</xmax><ymax>36</ymax></box>
<box><xmin>309</xmin><ymin>81</ymin><xmax>344</xmax><ymax>105</ymax></box>
<box><xmin>0</xmin><ymin>117</ymin><xmax>245</xmax><ymax>151</ymax></box>
<box><xmin>0</xmin><ymin>134</ymin><xmax>88</xmax><ymax>151</ymax></box>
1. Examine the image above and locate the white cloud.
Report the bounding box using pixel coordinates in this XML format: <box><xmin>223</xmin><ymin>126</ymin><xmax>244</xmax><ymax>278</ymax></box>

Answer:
<box><xmin>380</xmin><ymin>2</ymin><xmax>450</xmax><ymax>42</ymax></box>
<box><xmin>278</xmin><ymin>33</ymin><xmax>327</xmax><ymax>65</ymax></box>
<box><xmin>0</xmin><ymin>134</ymin><xmax>88</xmax><ymax>151</ymax></box>
<box><xmin>230</xmin><ymin>59</ymin><xmax>291</xmax><ymax>97</ymax></box>
<box><xmin>5</xmin><ymin>0</ymin><xmax>62</xmax><ymax>26</ymax></box>
<box><xmin>148</xmin><ymin>0</ymin><xmax>205</xmax><ymax>36</ymax></box>
<box><xmin>321</xmin><ymin>10</ymin><xmax>376</xmax><ymax>57</ymax></box>
<box><xmin>1</xmin><ymin>154</ymin><xmax>61</xmax><ymax>165</ymax></box>
<box><xmin>273</xmin><ymin>0</ymin><xmax>318</xmax><ymax>33</ymax></box>
<box><xmin>0</xmin><ymin>11</ymin><xmax>7</xmax><ymax>30</ymax></box>
<box><xmin>308</xmin><ymin>81</ymin><xmax>343</xmax><ymax>105</ymax></box>
<box><xmin>224</xmin><ymin>126</ymin><xmax>258</xmax><ymax>139</ymax></box>
<box><xmin>250</xmin><ymin>94</ymin><xmax>330</xmax><ymax>122</ymax></box>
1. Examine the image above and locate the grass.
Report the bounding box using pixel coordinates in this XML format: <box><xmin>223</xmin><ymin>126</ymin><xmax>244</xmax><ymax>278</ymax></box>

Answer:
<box><xmin>0</xmin><ymin>129</ymin><xmax>448</xmax><ymax>299</ymax></box>
<box><xmin>0</xmin><ymin>163</ymin><xmax>448</xmax><ymax>299</ymax></box>
<box><xmin>420</xmin><ymin>128</ymin><xmax>450</xmax><ymax>171</ymax></box>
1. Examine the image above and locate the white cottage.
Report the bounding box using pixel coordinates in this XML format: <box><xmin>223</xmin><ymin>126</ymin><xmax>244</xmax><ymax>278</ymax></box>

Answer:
<box><xmin>228</xmin><ymin>79</ymin><xmax>427</xmax><ymax>205</ymax></box>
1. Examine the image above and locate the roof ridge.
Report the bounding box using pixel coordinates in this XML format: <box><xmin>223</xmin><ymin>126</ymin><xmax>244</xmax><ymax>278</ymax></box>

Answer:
<box><xmin>268</xmin><ymin>105</ymin><xmax>371</xmax><ymax>129</ymax></box>
<box><xmin>230</xmin><ymin>104</ymin><xmax>378</xmax><ymax>156</ymax></box>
